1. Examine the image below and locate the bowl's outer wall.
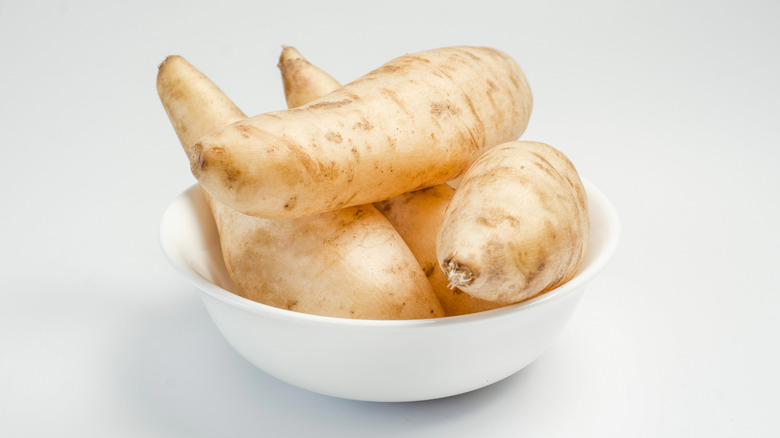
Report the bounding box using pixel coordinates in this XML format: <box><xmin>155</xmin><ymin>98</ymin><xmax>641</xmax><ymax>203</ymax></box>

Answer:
<box><xmin>199</xmin><ymin>285</ymin><xmax>586</xmax><ymax>402</ymax></box>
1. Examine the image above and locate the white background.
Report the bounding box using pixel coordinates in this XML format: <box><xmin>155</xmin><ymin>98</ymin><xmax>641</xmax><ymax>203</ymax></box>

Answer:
<box><xmin>2</xmin><ymin>0</ymin><xmax>779</xmax><ymax>436</ymax></box>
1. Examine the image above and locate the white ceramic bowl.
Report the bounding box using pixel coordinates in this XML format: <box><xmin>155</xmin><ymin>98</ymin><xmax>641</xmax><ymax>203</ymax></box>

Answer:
<box><xmin>159</xmin><ymin>180</ymin><xmax>619</xmax><ymax>402</ymax></box>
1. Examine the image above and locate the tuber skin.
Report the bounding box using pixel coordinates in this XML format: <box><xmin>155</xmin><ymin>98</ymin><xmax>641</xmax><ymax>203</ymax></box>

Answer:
<box><xmin>191</xmin><ymin>46</ymin><xmax>533</xmax><ymax>219</ymax></box>
<box><xmin>278</xmin><ymin>46</ymin><xmax>503</xmax><ymax>316</ymax></box>
<box><xmin>436</xmin><ymin>141</ymin><xmax>589</xmax><ymax>305</ymax></box>
<box><xmin>157</xmin><ymin>55</ymin><xmax>444</xmax><ymax>319</ymax></box>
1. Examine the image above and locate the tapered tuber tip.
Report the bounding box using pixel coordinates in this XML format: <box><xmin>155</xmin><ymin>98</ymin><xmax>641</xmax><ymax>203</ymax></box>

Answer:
<box><xmin>158</xmin><ymin>55</ymin><xmax>182</xmax><ymax>71</ymax></box>
<box><xmin>278</xmin><ymin>46</ymin><xmax>303</xmax><ymax>66</ymax></box>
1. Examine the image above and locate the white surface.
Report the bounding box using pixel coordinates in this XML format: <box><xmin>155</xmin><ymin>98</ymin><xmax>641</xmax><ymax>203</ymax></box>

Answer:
<box><xmin>1</xmin><ymin>0</ymin><xmax>778</xmax><ymax>436</ymax></box>
<box><xmin>158</xmin><ymin>181</ymin><xmax>618</xmax><ymax>402</ymax></box>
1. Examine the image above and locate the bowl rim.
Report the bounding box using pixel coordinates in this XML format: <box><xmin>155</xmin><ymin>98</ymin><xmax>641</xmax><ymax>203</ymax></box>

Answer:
<box><xmin>159</xmin><ymin>178</ymin><xmax>620</xmax><ymax>329</ymax></box>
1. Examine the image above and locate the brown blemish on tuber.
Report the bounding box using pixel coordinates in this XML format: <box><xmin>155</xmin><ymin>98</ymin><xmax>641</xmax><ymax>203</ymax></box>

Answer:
<box><xmin>376</xmin><ymin>64</ymin><xmax>401</xmax><ymax>74</ymax></box>
<box><xmin>325</xmin><ymin>131</ymin><xmax>343</xmax><ymax>143</ymax></box>
<box><xmin>352</xmin><ymin>118</ymin><xmax>374</xmax><ymax>130</ymax></box>
<box><xmin>283</xmin><ymin>196</ymin><xmax>297</xmax><ymax>210</ymax></box>
<box><xmin>309</xmin><ymin>99</ymin><xmax>352</xmax><ymax>109</ymax></box>
<box><xmin>430</xmin><ymin>101</ymin><xmax>461</xmax><ymax>117</ymax></box>
<box><xmin>380</xmin><ymin>88</ymin><xmax>411</xmax><ymax>117</ymax></box>
<box><xmin>189</xmin><ymin>142</ymin><xmax>204</xmax><ymax>170</ymax></box>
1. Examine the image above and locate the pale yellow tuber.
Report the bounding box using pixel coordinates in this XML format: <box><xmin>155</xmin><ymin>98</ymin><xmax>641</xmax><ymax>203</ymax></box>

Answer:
<box><xmin>437</xmin><ymin>141</ymin><xmax>589</xmax><ymax>305</ymax></box>
<box><xmin>191</xmin><ymin>46</ymin><xmax>532</xmax><ymax>219</ymax></box>
<box><xmin>157</xmin><ymin>55</ymin><xmax>443</xmax><ymax>319</ymax></box>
